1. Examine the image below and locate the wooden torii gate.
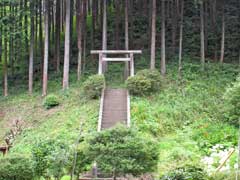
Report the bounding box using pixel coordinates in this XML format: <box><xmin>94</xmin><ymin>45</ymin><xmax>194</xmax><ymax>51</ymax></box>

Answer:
<box><xmin>90</xmin><ymin>50</ymin><xmax>142</xmax><ymax>132</ymax></box>
<box><xmin>90</xmin><ymin>50</ymin><xmax>142</xmax><ymax>76</ymax></box>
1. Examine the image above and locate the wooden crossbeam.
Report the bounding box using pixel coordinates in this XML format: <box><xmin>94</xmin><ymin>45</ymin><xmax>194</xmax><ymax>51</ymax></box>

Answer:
<box><xmin>102</xmin><ymin>58</ymin><xmax>131</xmax><ymax>62</ymax></box>
<box><xmin>91</xmin><ymin>50</ymin><xmax>142</xmax><ymax>54</ymax></box>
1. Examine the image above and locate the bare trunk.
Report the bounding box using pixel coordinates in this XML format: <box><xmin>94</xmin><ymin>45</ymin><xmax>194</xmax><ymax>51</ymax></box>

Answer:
<box><xmin>171</xmin><ymin>0</ymin><xmax>177</xmax><ymax>56</ymax></box>
<box><xmin>77</xmin><ymin>0</ymin><xmax>83</xmax><ymax>80</ymax></box>
<box><xmin>150</xmin><ymin>0</ymin><xmax>156</xmax><ymax>69</ymax></box>
<box><xmin>178</xmin><ymin>0</ymin><xmax>184</xmax><ymax>77</ymax></box>
<box><xmin>200</xmin><ymin>2</ymin><xmax>205</xmax><ymax>71</ymax></box>
<box><xmin>29</xmin><ymin>1</ymin><xmax>35</xmax><ymax>94</ymax></box>
<box><xmin>82</xmin><ymin>0</ymin><xmax>87</xmax><ymax>73</ymax></box>
<box><xmin>220</xmin><ymin>6</ymin><xmax>225</xmax><ymax>64</ymax></box>
<box><xmin>161</xmin><ymin>0</ymin><xmax>166</xmax><ymax>75</ymax></box>
<box><xmin>55</xmin><ymin>0</ymin><xmax>61</xmax><ymax>73</ymax></box>
<box><xmin>102</xmin><ymin>0</ymin><xmax>107</xmax><ymax>72</ymax></box>
<box><xmin>42</xmin><ymin>0</ymin><xmax>49</xmax><ymax>96</ymax></box>
<box><xmin>124</xmin><ymin>0</ymin><xmax>129</xmax><ymax>77</ymax></box>
<box><xmin>63</xmin><ymin>0</ymin><xmax>71</xmax><ymax>90</ymax></box>
<box><xmin>115</xmin><ymin>0</ymin><xmax>120</xmax><ymax>50</ymax></box>
<box><xmin>4</xmin><ymin>36</ymin><xmax>8</xmax><ymax>97</ymax></box>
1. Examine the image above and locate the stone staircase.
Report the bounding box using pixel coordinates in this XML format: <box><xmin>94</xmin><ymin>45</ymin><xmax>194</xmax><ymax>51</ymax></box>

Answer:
<box><xmin>101</xmin><ymin>88</ymin><xmax>128</xmax><ymax>129</ymax></box>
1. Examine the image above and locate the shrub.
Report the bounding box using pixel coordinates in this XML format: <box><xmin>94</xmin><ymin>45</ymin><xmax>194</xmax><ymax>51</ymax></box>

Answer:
<box><xmin>160</xmin><ymin>165</ymin><xmax>208</xmax><ymax>180</ymax></box>
<box><xmin>43</xmin><ymin>94</ymin><xmax>60</xmax><ymax>109</ymax></box>
<box><xmin>224</xmin><ymin>76</ymin><xmax>240</xmax><ymax>126</ymax></box>
<box><xmin>137</xmin><ymin>69</ymin><xmax>162</xmax><ymax>91</ymax></box>
<box><xmin>85</xmin><ymin>125</ymin><xmax>159</xmax><ymax>178</ymax></box>
<box><xmin>126</xmin><ymin>75</ymin><xmax>151</xmax><ymax>96</ymax></box>
<box><xmin>0</xmin><ymin>154</ymin><xmax>34</xmax><ymax>180</ymax></box>
<box><xmin>83</xmin><ymin>75</ymin><xmax>105</xmax><ymax>99</ymax></box>
<box><xmin>32</xmin><ymin>138</ymin><xmax>70</xmax><ymax>179</ymax></box>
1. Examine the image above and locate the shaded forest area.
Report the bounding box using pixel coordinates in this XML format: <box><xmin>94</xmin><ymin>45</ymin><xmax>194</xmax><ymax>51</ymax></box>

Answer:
<box><xmin>0</xmin><ymin>0</ymin><xmax>240</xmax><ymax>96</ymax></box>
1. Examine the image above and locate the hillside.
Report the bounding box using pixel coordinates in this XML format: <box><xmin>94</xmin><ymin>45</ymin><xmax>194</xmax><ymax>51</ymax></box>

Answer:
<box><xmin>0</xmin><ymin>60</ymin><xmax>239</xmax><ymax>179</ymax></box>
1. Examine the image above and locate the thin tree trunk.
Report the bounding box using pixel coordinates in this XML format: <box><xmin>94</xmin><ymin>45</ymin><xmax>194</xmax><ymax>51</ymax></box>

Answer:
<box><xmin>150</xmin><ymin>0</ymin><xmax>156</xmax><ymax>69</ymax></box>
<box><xmin>63</xmin><ymin>0</ymin><xmax>71</xmax><ymax>90</ymax></box>
<box><xmin>42</xmin><ymin>0</ymin><xmax>49</xmax><ymax>96</ymax></box>
<box><xmin>115</xmin><ymin>0</ymin><xmax>120</xmax><ymax>50</ymax></box>
<box><xmin>171</xmin><ymin>0</ymin><xmax>177</xmax><ymax>57</ymax></box>
<box><xmin>39</xmin><ymin>0</ymin><xmax>44</xmax><ymax>78</ymax></box>
<box><xmin>29</xmin><ymin>1</ymin><xmax>35</xmax><ymax>94</ymax></box>
<box><xmin>220</xmin><ymin>5</ymin><xmax>225</xmax><ymax>64</ymax></box>
<box><xmin>77</xmin><ymin>0</ymin><xmax>83</xmax><ymax>80</ymax></box>
<box><xmin>3</xmin><ymin>6</ymin><xmax>8</xmax><ymax>96</ymax></box>
<box><xmin>200</xmin><ymin>1</ymin><xmax>205</xmax><ymax>71</ymax></box>
<box><xmin>161</xmin><ymin>0</ymin><xmax>166</xmax><ymax>75</ymax></box>
<box><xmin>102</xmin><ymin>0</ymin><xmax>107</xmax><ymax>72</ymax></box>
<box><xmin>4</xmin><ymin>36</ymin><xmax>8</xmax><ymax>97</ymax></box>
<box><xmin>124</xmin><ymin>0</ymin><xmax>129</xmax><ymax>78</ymax></box>
<box><xmin>178</xmin><ymin>0</ymin><xmax>184</xmax><ymax>77</ymax></box>
<box><xmin>82</xmin><ymin>0</ymin><xmax>87</xmax><ymax>73</ymax></box>
<box><xmin>92</xmin><ymin>0</ymin><xmax>97</xmax><ymax>49</ymax></box>
<box><xmin>55</xmin><ymin>0</ymin><xmax>61</xmax><ymax>73</ymax></box>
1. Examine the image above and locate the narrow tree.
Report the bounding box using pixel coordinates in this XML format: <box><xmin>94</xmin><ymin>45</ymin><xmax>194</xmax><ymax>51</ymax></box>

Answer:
<box><xmin>150</xmin><ymin>0</ymin><xmax>156</xmax><ymax>69</ymax></box>
<box><xmin>77</xmin><ymin>0</ymin><xmax>83</xmax><ymax>80</ymax></box>
<box><xmin>54</xmin><ymin>0</ymin><xmax>61</xmax><ymax>72</ymax></box>
<box><xmin>102</xmin><ymin>0</ymin><xmax>107</xmax><ymax>73</ymax></box>
<box><xmin>200</xmin><ymin>1</ymin><xmax>205</xmax><ymax>70</ymax></box>
<box><xmin>124</xmin><ymin>0</ymin><xmax>129</xmax><ymax>77</ymax></box>
<box><xmin>115</xmin><ymin>0</ymin><xmax>120</xmax><ymax>50</ymax></box>
<box><xmin>220</xmin><ymin>2</ymin><xmax>225</xmax><ymax>64</ymax></box>
<box><xmin>42</xmin><ymin>0</ymin><xmax>49</xmax><ymax>96</ymax></box>
<box><xmin>3</xmin><ymin>6</ymin><xmax>8</xmax><ymax>96</ymax></box>
<box><xmin>178</xmin><ymin>0</ymin><xmax>184</xmax><ymax>77</ymax></box>
<box><xmin>63</xmin><ymin>0</ymin><xmax>71</xmax><ymax>90</ymax></box>
<box><xmin>29</xmin><ymin>1</ymin><xmax>35</xmax><ymax>94</ymax></box>
<box><xmin>161</xmin><ymin>0</ymin><xmax>166</xmax><ymax>75</ymax></box>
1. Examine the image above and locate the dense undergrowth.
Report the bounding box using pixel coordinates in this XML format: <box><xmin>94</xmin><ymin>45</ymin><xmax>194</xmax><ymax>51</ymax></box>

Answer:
<box><xmin>0</xmin><ymin>57</ymin><xmax>239</xmax><ymax>179</ymax></box>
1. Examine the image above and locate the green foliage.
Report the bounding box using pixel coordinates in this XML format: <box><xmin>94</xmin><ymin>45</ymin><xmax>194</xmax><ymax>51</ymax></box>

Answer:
<box><xmin>126</xmin><ymin>69</ymin><xmax>163</xmax><ymax>96</ymax></box>
<box><xmin>74</xmin><ymin>141</ymin><xmax>92</xmax><ymax>175</ymax></box>
<box><xmin>224</xmin><ymin>76</ymin><xmax>240</xmax><ymax>126</ymax></box>
<box><xmin>160</xmin><ymin>165</ymin><xmax>208</xmax><ymax>180</ymax></box>
<box><xmin>136</xmin><ymin>69</ymin><xmax>163</xmax><ymax>91</ymax></box>
<box><xmin>191</xmin><ymin>122</ymin><xmax>238</xmax><ymax>151</ymax></box>
<box><xmin>126</xmin><ymin>75</ymin><xmax>152</xmax><ymax>96</ymax></box>
<box><xmin>85</xmin><ymin>125</ymin><xmax>159</xmax><ymax>178</ymax></box>
<box><xmin>32</xmin><ymin>139</ymin><xmax>70</xmax><ymax>179</ymax></box>
<box><xmin>0</xmin><ymin>154</ymin><xmax>34</xmax><ymax>180</ymax></box>
<box><xmin>83</xmin><ymin>75</ymin><xmax>105</xmax><ymax>99</ymax></box>
<box><xmin>43</xmin><ymin>94</ymin><xmax>60</xmax><ymax>109</ymax></box>
<box><xmin>61</xmin><ymin>175</ymin><xmax>71</xmax><ymax>180</ymax></box>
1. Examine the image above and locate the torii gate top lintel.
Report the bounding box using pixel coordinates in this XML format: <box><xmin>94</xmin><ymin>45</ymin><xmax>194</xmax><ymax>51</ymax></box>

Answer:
<box><xmin>91</xmin><ymin>50</ymin><xmax>142</xmax><ymax>77</ymax></box>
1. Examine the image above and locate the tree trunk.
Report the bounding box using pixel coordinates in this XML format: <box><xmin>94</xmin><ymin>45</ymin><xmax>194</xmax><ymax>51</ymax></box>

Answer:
<box><xmin>3</xmin><ymin>4</ymin><xmax>8</xmax><ymax>97</ymax></box>
<box><xmin>150</xmin><ymin>0</ymin><xmax>156</xmax><ymax>69</ymax></box>
<box><xmin>115</xmin><ymin>0</ymin><xmax>120</xmax><ymax>50</ymax></box>
<box><xmin>4</xmin><ymin>34</ymin><xmax>8</xmax><ymax>97</ymax></box>
<box><xmin>39</xmin><ymin>0</ymin><xmax>44</xmax><ymax>79</ymax></box>
<box><xmin>220</xmin><ymin>4</ymin><xmax>225</xmax><ymax>64</ymax></box>
<box><xmin>92</xmin><ymin>0</ymin><xmax>97</xmax><ymax>49</ymax></box>
<box><xmin>29</xmin><ymin>1</ymin><xmax>35</xmax><ymax>94</ymax></box>
<box><xmin>161</xmin><ymin>0</ymin><xmax>166</xmax><ymax>75</ymax></box>
<box><xmin>124</xmin><ymin>0</ymin><xmax>129</xmax><ymax>77</ymax></box>
<box><xmin>82</xmin><ymin>0</ymin><xmax>87</xmax><ymax>73</ymax></box>
<box><xmin>55</xmin><ymin>0</ymin><xmax>61</xmax><ymax>73</ymax></box>
<box><xmin>171</xmin><ymin>0</ymin><xmax>177</xmax><ymax>57</ymax></box>
<box><xmin>42</xmin><ymin>0</ymin><xmax>49</xmax><ymax>96</ymax></box>
<box><xmin>200</xmin><ymin>1</ymin><xmax>205</xmax><ymax>71</ymax></box>
<box><xmin>77</xmin><ymin>0</ymin><xmax>83</xmax><ymax>80</ymax></box>
<box><xmin>102</xmin><ymin>0</ymin><xmax>107</xmax><ymax>72</ymax></box>
<box><xmin>63</xmin><ymin>0</ymin><xmax>71</xmax><ymax>90</ymax></box>
<box><xmin>178</xmin><ymin>0</ymin><xmax>184</xmax><ymax>77</ymax></box>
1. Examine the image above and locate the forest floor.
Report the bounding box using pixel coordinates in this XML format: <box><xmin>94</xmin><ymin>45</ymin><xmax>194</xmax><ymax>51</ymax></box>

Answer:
<box><xmin>0</xmin><ymin>58</ymin><xmax>239</xmax><ymax>178</ymax></box>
